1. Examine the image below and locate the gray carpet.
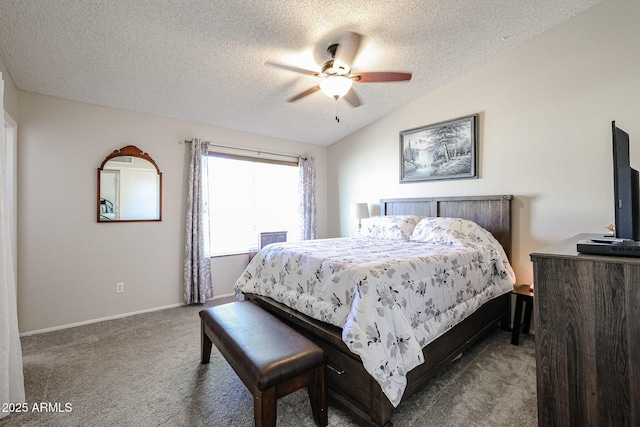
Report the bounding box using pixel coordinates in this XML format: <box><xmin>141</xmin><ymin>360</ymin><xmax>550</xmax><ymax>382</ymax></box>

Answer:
<box><xmin>1</xmin><ymin>298</ymin><xmax>537</xmax><ymax>426</ymax></box>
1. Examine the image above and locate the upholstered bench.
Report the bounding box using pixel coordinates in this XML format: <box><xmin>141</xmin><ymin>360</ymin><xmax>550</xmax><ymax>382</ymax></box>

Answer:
<box><xmin>200</xmin><ymin>301</ymin><xmax>327</xmax><ymax>427</ymax></box>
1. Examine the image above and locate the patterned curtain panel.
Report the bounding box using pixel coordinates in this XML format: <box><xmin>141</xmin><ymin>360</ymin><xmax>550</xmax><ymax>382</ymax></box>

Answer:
<box><xmin>184</xmin><ymin>139</ymin><xmax>213</xmax><ymax>304</ymax></box>
<box><xmin>298</xmin><ymin>156</ymin><xmax>317</xmax><ymax>240</ymax></box>
<box><xmin>0</xmin><ymin>73</ymin><xmax>26</xmax><ymax>419</ymax></box>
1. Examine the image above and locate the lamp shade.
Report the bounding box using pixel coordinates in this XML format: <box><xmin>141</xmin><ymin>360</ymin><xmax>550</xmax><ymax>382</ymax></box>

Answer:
<box><xmin>320</xmin><ymin>75</ymin><xmax>353</xmax><ymax>99</ymax></box>
<box><xmin>351</xmin><ymin>202</ymin><xmax>370</xmax><ymax>219</ymax></box>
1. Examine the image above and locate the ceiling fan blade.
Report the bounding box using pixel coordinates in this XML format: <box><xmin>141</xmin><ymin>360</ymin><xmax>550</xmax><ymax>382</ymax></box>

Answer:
<box><xmin>343</xmin><ymin>89</ymin><xmax>362</xmax><ymax>108</ymax></box>
<box><xmin>353</xmin><ymin>72</ymin><xmax>412</xmax><ymax>83</ymax></box>
<box><xmin>334</xmin><ymin>32</ymin><xmax>362</xmax><ymax>71</ymax></box>
<box><xmin>287</xmin><ymin>85</ymin><xmax>321</xmax><ymax>102</ymax></box>
<box><xmin>265</xmin><ymin>61</ymin><xmax>320</xmax><ymax>77</ymax></box>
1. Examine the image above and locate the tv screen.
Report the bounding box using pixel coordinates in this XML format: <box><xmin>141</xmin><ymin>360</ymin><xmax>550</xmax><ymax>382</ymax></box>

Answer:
<box><xmin>612</xmin><ymin>121</ymin><xmax>640</xmax><ymax>241</ymax></box>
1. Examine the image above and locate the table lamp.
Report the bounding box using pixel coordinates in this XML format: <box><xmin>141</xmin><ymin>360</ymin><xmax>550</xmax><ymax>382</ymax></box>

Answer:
<box><xmin>351</xmin><ymin>202</ymin><xmax>370</xmax><ymax>230</ymax></box>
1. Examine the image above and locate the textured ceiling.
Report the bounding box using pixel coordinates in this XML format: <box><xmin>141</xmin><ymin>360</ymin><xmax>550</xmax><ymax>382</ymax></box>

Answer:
<box><xmin>0</xmin><ymin>0</ymin><xmax>599</xmax><ymax>146</ymax></box>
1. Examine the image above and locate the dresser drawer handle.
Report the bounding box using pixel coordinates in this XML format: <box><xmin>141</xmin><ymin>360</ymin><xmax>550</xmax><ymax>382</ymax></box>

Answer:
<box><xmin>327</xmin><ymin>364</ymin><xmax>345</xmax><ymax>375</ymax></box>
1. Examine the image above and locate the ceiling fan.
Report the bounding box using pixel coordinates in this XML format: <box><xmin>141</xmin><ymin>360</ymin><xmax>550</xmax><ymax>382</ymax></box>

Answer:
<box><xmin>266</xmin><ymin>32</ymin><xmax>412</xmax><ymax>108</ymax></box>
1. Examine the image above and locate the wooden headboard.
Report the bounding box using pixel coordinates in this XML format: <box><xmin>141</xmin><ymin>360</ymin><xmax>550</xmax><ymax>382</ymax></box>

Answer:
<box><xmin>381</xmin><ymin>195</ymin><xmax>513</xmax><ymax>259</ymax></box>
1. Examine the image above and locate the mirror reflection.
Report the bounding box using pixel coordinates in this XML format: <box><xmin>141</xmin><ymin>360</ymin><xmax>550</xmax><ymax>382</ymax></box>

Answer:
<box><xmin>97</xmin><ymin>146</ymin><xmax>162</xmax><ymax>222</ymax></box>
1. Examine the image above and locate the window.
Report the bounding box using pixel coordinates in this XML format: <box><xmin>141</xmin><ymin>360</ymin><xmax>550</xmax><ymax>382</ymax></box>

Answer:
<box><xmin>207</xmin><ymin>154</ymin><xmax>301</xmax><ymax>255</ymax></box>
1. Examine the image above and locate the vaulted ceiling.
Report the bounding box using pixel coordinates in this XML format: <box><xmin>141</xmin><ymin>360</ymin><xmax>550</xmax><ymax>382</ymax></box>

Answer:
<box><xmin>0</xmin><ymin>0</ymin><xmax>600</xmax><ymax>146</ymax></box>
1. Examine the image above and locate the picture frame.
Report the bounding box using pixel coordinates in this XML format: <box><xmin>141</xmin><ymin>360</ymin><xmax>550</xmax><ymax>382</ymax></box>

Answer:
<box><xmin>400</xmin><ymin>114</ymin><xmax>478</xmax><ymax>183</ymax></box>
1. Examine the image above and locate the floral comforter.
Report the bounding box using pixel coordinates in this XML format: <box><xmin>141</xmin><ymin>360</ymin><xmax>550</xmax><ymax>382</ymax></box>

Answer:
<box><xmin>234</xmin><ymin>229</ymin><xmax>514</xmax><ymax>407</ymax></box>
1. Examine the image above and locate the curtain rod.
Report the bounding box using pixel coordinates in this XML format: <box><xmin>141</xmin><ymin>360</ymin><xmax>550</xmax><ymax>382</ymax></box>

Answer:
<box><xmin>182</xmin><ymin>140</ymin><xmax>306</xmax><ymax>161</ymax></box>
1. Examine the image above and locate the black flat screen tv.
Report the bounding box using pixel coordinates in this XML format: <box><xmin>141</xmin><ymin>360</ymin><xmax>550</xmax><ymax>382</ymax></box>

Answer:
<box><xmin>612</xmin><ymin>121</ymin><xmax>640</xmax><ymax>241</ymax></box>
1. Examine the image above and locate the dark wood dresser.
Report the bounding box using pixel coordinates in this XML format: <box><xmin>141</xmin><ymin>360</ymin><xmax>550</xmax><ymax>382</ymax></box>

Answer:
<box><xmin>530</xmin><ymin>234</ymin><xmax>639</xmax><ymax>426</ymax></box>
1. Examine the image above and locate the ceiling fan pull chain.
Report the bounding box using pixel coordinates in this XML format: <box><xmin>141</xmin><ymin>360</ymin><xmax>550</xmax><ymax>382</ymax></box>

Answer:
<box><xmin>335</xmin><ymin>100</ymin><xmax>340</xmax><ymax>123</ymax></box>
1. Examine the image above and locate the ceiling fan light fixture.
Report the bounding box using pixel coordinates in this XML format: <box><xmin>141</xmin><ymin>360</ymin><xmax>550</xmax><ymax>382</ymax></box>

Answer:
<box><xmin>268</xmin><ymin>31</ymin><xmax>411</xmax><ymax>107</ymax></box>
<box><xmin>320</xmin><ymin>75</ymin><xmax>353</xmax><ymax>100</ymax></box>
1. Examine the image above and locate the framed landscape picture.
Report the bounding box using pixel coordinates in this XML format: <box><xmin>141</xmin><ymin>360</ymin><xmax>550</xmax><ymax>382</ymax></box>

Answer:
<box><xmin>400</xmin><ymin>114</ymin><xmax>478</xmax><ymax>182</ymax></box>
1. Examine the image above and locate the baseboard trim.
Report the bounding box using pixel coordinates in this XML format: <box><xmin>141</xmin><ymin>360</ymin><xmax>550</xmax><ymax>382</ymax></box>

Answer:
<box><xmin>209</xmin><ymin>292</ymin><xmax>235</xmax><ymax>301</ymax></box>
<box><xmin>20</xmin><ymin>293</ymin><xmax>236</xmax><ymax>337</ymax></box>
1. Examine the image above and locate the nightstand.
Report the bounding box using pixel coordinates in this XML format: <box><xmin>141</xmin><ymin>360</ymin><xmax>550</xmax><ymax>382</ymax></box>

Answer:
<box><xmin>511</xmin><ymin>284</ymin><xmax>533</xmax><ymax>345</ymax></box>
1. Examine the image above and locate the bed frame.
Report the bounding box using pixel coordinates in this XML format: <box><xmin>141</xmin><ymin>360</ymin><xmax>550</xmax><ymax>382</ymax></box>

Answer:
<box><xmin>245</xmin><ymin>195</ymin><xmax>513</xmax><ymax>427</ymax></box>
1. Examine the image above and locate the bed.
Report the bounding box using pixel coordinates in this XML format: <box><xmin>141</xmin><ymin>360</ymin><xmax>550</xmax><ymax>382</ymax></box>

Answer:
<box><xmin>235</xmin><ymin>195</ymin><xmax>514</xmax><ymax>427</ymax></box>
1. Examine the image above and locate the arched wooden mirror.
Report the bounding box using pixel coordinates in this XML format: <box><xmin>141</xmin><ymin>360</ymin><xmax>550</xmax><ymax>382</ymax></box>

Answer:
<box><xmin>97</xmin><ymin>145</ymin><xmax>162</xmax><ymax>222</ymax></box>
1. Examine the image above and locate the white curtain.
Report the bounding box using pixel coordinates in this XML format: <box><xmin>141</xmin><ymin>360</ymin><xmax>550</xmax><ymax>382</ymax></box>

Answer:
<box><xmin>299</xmin><ymin>156</ymin><xmax>317</xmax><ymax>240</ymax></box>
<box><xmin>184</xmin><ymin>139</ymin><xmax>213</xmax><ymax>304</ymax></box>
<box><xmin>0</xmin><ymin>73</ymin><xmax>25</xmax><ymax>419</ymax></box>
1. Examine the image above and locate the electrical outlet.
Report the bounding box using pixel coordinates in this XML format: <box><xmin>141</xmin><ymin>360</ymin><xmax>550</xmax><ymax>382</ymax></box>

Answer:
<box><xmin>116</xmin><ymin>282</ymin><xmax>124</xmax><ymax>293</ymax></box>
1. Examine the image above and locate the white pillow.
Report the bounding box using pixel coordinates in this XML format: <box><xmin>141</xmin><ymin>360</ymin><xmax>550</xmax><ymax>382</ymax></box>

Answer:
<box><xmin>411</xmin><ymin>216</ymin><xmax>516</xmax><ymax>284</ymax></box>
<box><xmin>412</xmin><ymin>217</ymin><xmax>496</xmax><ymax>244</ymax></box>
<box><xmin>358</xmin><ymin>215</ymin><xmax>424</xmax><ymax>241</ymax></box>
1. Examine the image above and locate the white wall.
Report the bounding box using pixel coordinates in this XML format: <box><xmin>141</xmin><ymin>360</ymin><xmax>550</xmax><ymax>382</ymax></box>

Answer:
<box><xmin>2</xmin><ymin>57</ymin><xmax>18</xmax><ymax>293</ymax></box>
<box><xmin>327</xmin><ymin>0</ymin><xmax>640</xmax><ymax>284</ymax></box>
<box><xmin>0</xmin><ymin>55</ymin><xmax>17</xmax><ymax>119</ymax></box>
<box><xmin>17</xmin><ymin>93</ymin><xmax>327</xmax><ymax>333</ymax></box>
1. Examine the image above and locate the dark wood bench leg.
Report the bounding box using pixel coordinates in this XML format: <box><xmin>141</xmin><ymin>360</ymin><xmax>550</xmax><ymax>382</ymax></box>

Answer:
<box><xmin>201</xmin><ymin>321</ymin><xmax>212</xmax><ymax>364</ymax></box>
<box><xmin>307</xmin><ymin>365</ymin><xmax>328</xmax><ymax>427</ymax></box>
<box><xmin>254</xmin><ymin>387</ymin><xmax>277</xmax><ymax>427</ymax></box>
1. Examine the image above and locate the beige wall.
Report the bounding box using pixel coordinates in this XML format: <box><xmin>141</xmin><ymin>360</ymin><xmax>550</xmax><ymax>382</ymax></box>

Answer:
<box><xmin>327</xmin><ymin>1</ymin><xmax>640</xmax><ymax>284</ymax></box>
<box><xmin>17</xmin><ymin>93</ymin><xmax>327</xmax><ymax>333</ymax></box>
